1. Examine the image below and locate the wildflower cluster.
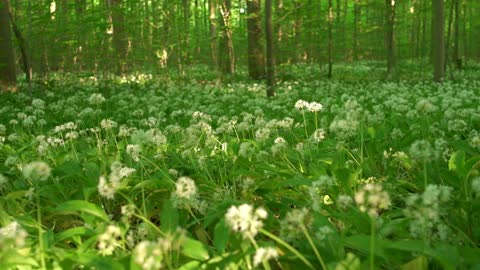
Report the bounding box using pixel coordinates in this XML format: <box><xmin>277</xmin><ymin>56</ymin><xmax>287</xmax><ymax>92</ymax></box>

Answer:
<box><xmin>225</xmin><ymin>204</ymin><xmax>267</xmax><ymax>239</ymax></box>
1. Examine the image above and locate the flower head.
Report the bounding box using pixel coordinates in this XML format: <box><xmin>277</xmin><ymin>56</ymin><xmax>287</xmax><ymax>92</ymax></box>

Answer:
<box><xmin>253</xmin><ymin>247</ymin><xmax>279</xmax><ymax>267</ymax></box>
<box><xmin>225</xmin><ymin>204</ymin><xmax>267</xmax><ymax>239</ymax></box>
<box><xmin>22</xmin><ymin>161</ymin><xmax>51</xmax><ymax>181</ymax></box>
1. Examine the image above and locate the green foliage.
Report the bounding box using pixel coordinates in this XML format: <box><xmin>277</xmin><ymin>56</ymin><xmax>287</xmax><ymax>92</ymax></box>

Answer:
<box><xmin>0</xmin><ymin>66</ymin><xmax>480</xmax><ymax>269</ymax></box>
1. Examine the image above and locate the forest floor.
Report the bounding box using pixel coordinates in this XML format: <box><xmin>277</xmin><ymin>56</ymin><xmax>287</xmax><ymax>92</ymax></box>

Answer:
<box><xmin>1</xmin><ymin>63</ymin><xmax>480</xmax><ymax>269</ymax></box>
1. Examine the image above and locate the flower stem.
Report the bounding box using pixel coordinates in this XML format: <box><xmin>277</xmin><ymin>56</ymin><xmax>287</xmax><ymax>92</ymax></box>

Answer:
<box><xmin>300</xmin><ymin>224</ymin><xmax>327</xmax><ymax>270</ymax></box>
<box><xmin>260</xmin><ymin>229</ymin><xmax>314</xmax><ymax>270</ymax></box>
<box><xmin>370</xmin><ymin>217</ymin><xmax>376</xmax><ymax>270</ymax></box>
<box><xmin>36</xmin><ymin>191</ymin><xmax>46</xmax><ymax>270</ymax></box>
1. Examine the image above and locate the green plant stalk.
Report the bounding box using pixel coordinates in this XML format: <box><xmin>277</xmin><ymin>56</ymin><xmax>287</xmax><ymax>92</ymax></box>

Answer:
<box><xmin>360</xmin><ymin>125</ymin><xmax>364</xmax><ymax>165</ymax></box>
<box><xmin>302</xmin><ymin>110</ymin><xmax>308</xmax><ymax>139</ymax></box>
<box><xmin>300</xmin><ymin>224</ymin><xmax>327</xmax><ymax>270</ymax></box>
<box><xmin>260</xmin><ymin>229</ymin><xmax>314</xmax><ymax>270</ymax></box>
<box><xmin>370</xmin><ymin>217</ymin><xmax>375</xmax><ymax>270</ymax></box>
<box><xmin>36</xmin><ymin>191</ymin><xmax>47</xmax><ymax>270</ymax></box>
<box><xmin>423</xmin><ymin>160</ymin><xmax>428</xmax><ymax>188</ymax></box>
<box><xmin>70</xmin><ymin>139</ymin><xmax>79</xmax><ymax>161</ymax></box>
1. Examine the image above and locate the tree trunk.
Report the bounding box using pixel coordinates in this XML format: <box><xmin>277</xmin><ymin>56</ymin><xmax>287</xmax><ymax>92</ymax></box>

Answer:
<box><xmin>0</xmin><ymin>0</ymin><xmax>16</xmax><ymax>89</ymax></box>
<box><xmin>208</xmin><ymin>0</ymin><xmax>218</xmax><ymax>68</ymax></box>
<box><xmin>218</xmin><ymin>0</ymin><xmax>234</xmax><ymax>75</ymax></box>
<box><xmin>275</xmin><ymin>0</ymin><xmax>284</xmax><ymax>64</ymax></box>
<box><xmin>247</xmin><ymin>0</ymin><xmax>265</xmax><ymax>80</ymax></box>
<box><xmin>453</xmin><ymin>0</ymin><xmax>461</xmax><ymax>69</ymax></box>
<box><xmin>385</xmin><ymin>0</ymin><xmax>395</xmax><ymax>79</ymax></box>
<box><xmin>182</xmin><ymin>0</ymin><xmax>190</xmax><ymax>65</ymax></box>
<box><xmin>111</xmin><ymin>0</ymin><xmax>128</xmax><ymax>74</ymax></box>
<box><xmin>4</xmin><ymin>0</ymin><xmax>31</xmax><ymax>84</ymax></box>
<box><xmin>265</xmin><ymin>0</ymin><xmax>275</xmax><ymax>97</ymax></box>
<box><xmin>353</xmin><ymin>0</ymin><xmax>359</xmax><ymax>61</ymax></box>
<box><xmin>327</xmin><ymin>0</ymin><xmax>333</xmax><ymax>79</ymax></box>
<box><xmin>432</xmin><ymin>0</ymin><xmax>445</xmax><ymax>82</ymax></box>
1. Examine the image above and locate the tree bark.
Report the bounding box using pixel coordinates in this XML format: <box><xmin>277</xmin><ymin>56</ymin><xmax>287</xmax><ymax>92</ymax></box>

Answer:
<box><xmin>432</xmin><ymin>0</ymin><xmax>445</xmax><ymax>82</ymax></box>
<box><xmin>0</xmin><ymin>0</ymin><xmax>16</xmax><ymax>89</ymax></box>
<box><xmin>265</xmin><ymin>0</ymin><xmax>275</xmax><ymax>97</ymax></box>
<box><xmin>208</xmin><ymin>0</ymin><xmax>218</xmax><ymax>68</ymax></box>
<box><xmin>111</xmin><ymin>0</ymin><xmax>128</xmax><ymax>74</ymax></box>
<box><xmin>327</xmin><ymin>0</ymin><xmax>333</xmax><ymax>79</ymax></box>
<box><xmin>385</xmin><ymin>0</ymin><xmax>395</xmax><ymax>79</ymax></box>
<box><xmin>453</xmin><ymin>0</ymin><xmax>461</xmax><ymax>69</ymax></box>
<box><xmin>218</xmin><ymin>0</ymin><xmax>234</xmax><ymax>75</ymax></box>
<box><xmin>3</xmin><ymin>0</ymin><xmax>31</xmax><ymax>83</ymax></box>
<box><xmin>353</xmin><ymin>0</ymin><xmax>359</xmax><ymax>61</ymax></box>
<box><xmin>247</xmin><ymin>0</ymin><xmax>265</xmax><ymax>80</ymax></box>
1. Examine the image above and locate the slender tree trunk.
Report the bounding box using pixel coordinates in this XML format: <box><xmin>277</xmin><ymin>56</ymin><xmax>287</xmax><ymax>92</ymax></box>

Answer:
<box><xmin>385</xmin><ymin>0</ymin><xmax>395</xmax><ymax>79</ymax></box>
<box><xmin>293</xmin><ymin>0</ymin><xmax>302</xmax><ymax>62</ymax></box>
<box><xmin>453</xmin><ymin>0</ymin><xmax>461</xmax><ymax>69</ymax></box>
<box><xmin>247</xmin><ymin>0</ymin><xmax>265</xmax><ymax>80</ymax></box>
<box><xmin>4</xmin><ymin>0</ymin><xmax>31</xmax><ymax>85</ymax></box>
<box><xmin>161</xmin><ymin>0</ymin><xmax>171</xmax><ymax>68</ymax></box>
<box><xmin>208</xmin><ymin>0</ymin><xmax>218</xmax><ymax>68</ymax></box>
<box><xmin>265</xmin><ymin>0</ymin><xmax>275</xmax><ymax>97</ymax></box>
<box><xmin>275</xmin><ymin>0</ymin><xmax>284</xmax><ymax>64</ymax></box>
<box><xmin>327</xmin><ymin>0</ymin><xmax>333</xmax><ymax>78</ymax></box>
<box><xmin>445</xmin><ymin>0</ymin><xmax>454</xmax><ymax>72</ymax></box>
<box><xmin>218</xmin><ymin>0</ymin><xmax>234</xmax><ymax>75</ymax></box>
<box><xmin>432</xmin><ymin>0</ymin><xmax>445</xmax><ymax>82</ymax></box>
<box><xmin>75</xmin><ymin>0</ymin><xmax>86</xmax><ymax>71</ymax></box>
<box><xmin>182</xmin><ymin>0</ymin><xmax>190</xmax><ymax>65</ymax></box>
<box><xmin>353</xmin><ymin>0</ymin><xmax>359</xmax><ymax>61</ymax></box>
<box><xmin>0</xmin><ymin>0</ymin><xmax>16</xmax><ymax>89</ymax></box>
<box><xmin>111</xmin><ymin>0</ymin><xmax>128</xmax><ymax>74</ymax></box>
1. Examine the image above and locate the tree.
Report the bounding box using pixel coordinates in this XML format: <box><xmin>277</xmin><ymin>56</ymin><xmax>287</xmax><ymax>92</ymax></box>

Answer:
<box><xmin>218</xmin><ymin>0</ymin><xmax>234</xmax><ymax>75</ymax></box>
<box><xmin>247</xmin><ymin>0</ymin><xmax>265</xmax><ymax>80</ymax></box>
<box><xmin>432</xmin><ymin>0</ymin><xmax>445</xmax><ymax>82</ymax></box>
<box><xmin>353</xmin><ymin>0</ymin><xmax>360</xmax><ymax>61</ymax></box>
<box><xmin>453</xmin><ymin>0</ymin><xmax>461</xmax><ymax>69</ymax></box>
<box><xmin>265</xmin><ymin>0</ymin><xmax>275</xmax><ymax>97</ymax></box>
<box><xmin>0</xmin><ymin>0</ymin><xmax>16</xmax><ymax>89</ymax></box>
<box><xmin>110</xmin><ymin>0</ymin><xmax>128</xmax><ymax>74</ymax></box>
<box><xmin>385</xmin><ymin>0</ymin><xmax>395</xmax><ymax>79</ymax></box>
<box><xmin>327</xmin><ymin>0</ymin><xmax>333</xmax><ymax>78</ymax></box>
<box><xmin>209</xmin><ymin>0</ymin><xmax>218</xmax><ymax>68</ymax></box>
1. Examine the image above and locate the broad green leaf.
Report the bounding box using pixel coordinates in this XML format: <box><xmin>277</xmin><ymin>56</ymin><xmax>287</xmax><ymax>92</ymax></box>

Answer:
<box><xmin>178</xmin><ymin>261</ymin><xmax>201</xmax><ymax>270</ymax></box>
<box><xmin>53</xmin><ymin>200</ymin><xmax>109</xmax><ymax>222</ymax></box>
<box><xmin>213</xmin><ymin>218</ymin><xmax>230</xmax><ymax>253</ymax></box>
<box><xmin>160</xmin><ymin>199</ymin><xmax>178</xmax><ymax>233</ymax></box>
<box><xmin>182</xmin><ymin>237</ymin><xmax>210</xmax><ymax>261</ymax></box>
<box><xmin>343</xmin><ymin>235</ymin><xmax>386</xmax><ymax>258</ymax></box>
<box><xmin>56</xmin><ymin>226</ymin><xmax>91</xmax><ymax>243</ymax></box>
<box><xmin>449</xmin><ymin>150</ymin><xmax>466</xmax><ymax>177</ymax></box>
<box><xmin>335</xmin><ymin>252</ymin><xmax>361</xmax><ymax>270</ymax></box>
<box><xmin>400</xmin><ymin>256</ymin><xmax>428</xmax><ymax>270</ymax></box>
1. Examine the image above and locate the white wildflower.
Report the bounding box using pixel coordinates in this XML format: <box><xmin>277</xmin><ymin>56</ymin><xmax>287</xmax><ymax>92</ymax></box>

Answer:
<box><xmin>22</xmin><ymin>161</ymin><xmax>51</xmax><ymax>181</ymax></box>
<box><xmin>225</xmin><ymin>204</ymin><xmax>267</xmax><ymax>239</ymax></box>
<box><xmin>98</xmin><ymin>225</ymin><xmax>122</xmax><ymax>256</ymax></box>
<box><xmin>253</xmin><ymin>247</ymin><xmax>279</xmax><ymax>267</ymax></box>
<box><xmin>354</xmin><ymin>183</ymin><xmax>391</xmax><ymax>218</ymax></box>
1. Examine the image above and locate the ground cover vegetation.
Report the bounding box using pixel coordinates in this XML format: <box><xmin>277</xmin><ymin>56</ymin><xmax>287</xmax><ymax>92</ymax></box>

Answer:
<box><xmin>1</xmin><ymin>64</ymin><xmax>480</xmax><ymax>269</ymax></box>
<box><xmin>1</xmin><ymin>0</ymin><xmax>480</xmax><ymax>269</ymax></box>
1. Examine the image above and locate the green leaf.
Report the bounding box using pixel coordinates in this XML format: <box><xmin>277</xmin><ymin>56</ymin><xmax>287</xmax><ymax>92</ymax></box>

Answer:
<box><xmin>56</xmin><ymin>226</ymin><xmax>91</xmax><ymax>243</ymax></box>
<box><xmin>160</xmin><ymin>199</ymin><xmax>178</xmax><ymax>233</ymax></box>
<box><xmin>178</xmin><ymin>261</ymin><xmax>201</xmax><ymax>270</ymax></box>
<box><xmin>213</xmin><ymin>218</ymin><xmax>230</xmax><ymax>253</ymax></box>
<box><xmin>449</xmin><ymin>150</ymin><xmax>466</xmax><ymax>177</ymax></box>
<box><xmin>53</xmin><ymin>200</ymin><xmax>109</xmax><ymax>222</ymax></box>
<box><xmin>343</xmin><ymin>235</ymin><xmax>386</xmax><ymax>258</ymax></box>
<box><xmin>182</xmin><ymin>237</ymin><xmax>210</xmax><ymax>261</ymax></box>
<box><xmin>400</xmin><ymin>256</ymin><xmax>428</xmax><ymax>270</ymax></box>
